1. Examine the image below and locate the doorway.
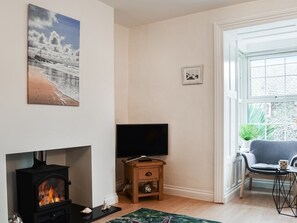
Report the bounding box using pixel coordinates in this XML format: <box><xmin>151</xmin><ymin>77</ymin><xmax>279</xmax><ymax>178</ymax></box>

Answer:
<box><xmin>214</xmin><ymin>9</ymin><xmax>297</xmax><ymax>203</ymax></box>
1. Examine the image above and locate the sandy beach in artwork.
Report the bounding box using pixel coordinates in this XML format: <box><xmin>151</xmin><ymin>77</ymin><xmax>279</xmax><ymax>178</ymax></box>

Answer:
<box><xmin>28</xmin><ymin>65</ymin><xmax>79</xmax><ymax>106</ymax></box>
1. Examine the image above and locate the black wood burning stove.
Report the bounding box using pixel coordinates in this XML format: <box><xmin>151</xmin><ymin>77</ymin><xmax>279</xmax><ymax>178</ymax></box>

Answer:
<box><xmin>16</xmin><ymin>163</ymin><xmax>71</xmax><ymax>223</ymax></box>
<box><xmin>15</xmin><ymin>151</ymin><xmax>122</xmax><ymax>223</ymax></box>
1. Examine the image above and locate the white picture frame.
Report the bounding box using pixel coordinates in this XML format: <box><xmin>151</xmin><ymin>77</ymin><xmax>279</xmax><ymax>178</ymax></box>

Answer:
<box><xmin>181</xmin><ymin>65</ymin><xmax>203</xmax><ymax>85</ymax></box>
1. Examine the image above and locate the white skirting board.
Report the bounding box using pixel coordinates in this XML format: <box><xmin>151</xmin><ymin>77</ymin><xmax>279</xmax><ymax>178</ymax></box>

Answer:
<box><xmin>224</xmin><ymin>184</ymin><xmax>241</xmax><ymax>203</ymax></box>
<box><xmin>164</xmin><ymin>184</ymin><xmax>213</xmax><ymax>202</ymax></box>
<box><xmin>104</xmin><ymin>193</ymin><xmax>119</xmax><ymax>205</ymax></box>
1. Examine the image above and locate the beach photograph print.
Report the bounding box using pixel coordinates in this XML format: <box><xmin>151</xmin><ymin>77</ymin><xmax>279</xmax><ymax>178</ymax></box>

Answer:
<box><xmin>27</xmin><ymin>4</ymin><xmax>80</xmax><ymax>106</ymax></box>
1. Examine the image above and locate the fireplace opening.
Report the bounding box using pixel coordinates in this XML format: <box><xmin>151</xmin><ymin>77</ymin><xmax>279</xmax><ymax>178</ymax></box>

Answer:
<box><xmin>10</xmin><ymin>147</ymin><xmax>122</xmax><ymax>223</ymax></box>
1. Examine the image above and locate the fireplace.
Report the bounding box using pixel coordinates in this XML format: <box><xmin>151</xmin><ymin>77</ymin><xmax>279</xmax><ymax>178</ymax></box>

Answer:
<box><xmin>16</xmin><ymin>164</ymin><xmax>71</xmax><ymax>223</ymax></box>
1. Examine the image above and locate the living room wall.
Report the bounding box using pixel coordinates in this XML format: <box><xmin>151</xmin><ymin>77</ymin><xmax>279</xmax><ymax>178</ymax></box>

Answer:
<box><xmin>115</xmin><ymin>0</ymin><xmax>297</xmax><ymax>201</ymax></box>
<box><xmin>114</xmin><ymin>24</ymin><xmax>130</xmax><ymax>184</ymax></box>
<box><xmin>0</xmin><ymin>0</ymin><xmax>115</xmax><ymax>221</ymax></box>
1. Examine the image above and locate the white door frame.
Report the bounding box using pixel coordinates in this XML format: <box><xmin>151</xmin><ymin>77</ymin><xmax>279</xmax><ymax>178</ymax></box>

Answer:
<box><xmin>213</xmin><ymin>7</ymin><xmax>297</xmax><ymax>203</ymax></box>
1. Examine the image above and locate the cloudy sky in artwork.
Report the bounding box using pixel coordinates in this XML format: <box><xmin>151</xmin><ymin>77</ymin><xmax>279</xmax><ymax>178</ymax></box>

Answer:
<box><xmin>28</xmin><ymin>4</ymin><xmax>80</xmax><ymax>57</ymax></box>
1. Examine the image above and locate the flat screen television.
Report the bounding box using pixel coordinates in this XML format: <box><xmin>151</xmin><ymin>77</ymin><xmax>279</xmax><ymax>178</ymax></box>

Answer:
<box><xmin>116</xmin><ymin>123</ymin><xmax>168</xmax><ymax>159</ymax></box>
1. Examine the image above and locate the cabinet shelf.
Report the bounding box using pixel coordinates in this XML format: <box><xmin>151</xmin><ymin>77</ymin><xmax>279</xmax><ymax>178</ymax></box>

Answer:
<box><xmin>126</xmin><ymin>187</ymin><xmax>159</xmax><ymax>198</ymax></box>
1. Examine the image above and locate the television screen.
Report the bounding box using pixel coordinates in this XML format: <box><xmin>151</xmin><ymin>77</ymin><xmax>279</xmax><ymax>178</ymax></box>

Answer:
<box><xmin>116</xmin><ymin>124</ymin><xmax>168</xmax><ymax>158</ymax></box>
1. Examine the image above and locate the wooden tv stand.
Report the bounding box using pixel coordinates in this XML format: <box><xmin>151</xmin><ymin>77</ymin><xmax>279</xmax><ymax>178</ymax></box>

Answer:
<box><xmin>123</xmin><ymin>159</ymin><xmax>166</xmax><ymax>203</ymax></box>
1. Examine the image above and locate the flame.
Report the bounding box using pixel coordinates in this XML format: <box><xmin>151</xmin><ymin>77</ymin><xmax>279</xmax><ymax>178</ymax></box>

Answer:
<box><xmin>48</xmin><ymin>187</ymin><xmax>54</xmax><ymax>203</ymax></box>
<box><xmin>38</xmin><ymin>178</ymin><xmax>65</xmax><ymax>207</ymax></box>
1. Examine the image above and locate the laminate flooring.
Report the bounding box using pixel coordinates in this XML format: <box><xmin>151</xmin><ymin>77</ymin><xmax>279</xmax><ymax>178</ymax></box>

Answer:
<box><xmin>94</xmin><ymin>190</ymin><xmax>297</xmax><ymax>223</ymax></box>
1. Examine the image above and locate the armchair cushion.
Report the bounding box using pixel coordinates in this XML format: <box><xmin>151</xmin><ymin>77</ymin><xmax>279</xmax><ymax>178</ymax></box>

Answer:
<box><xmin>251</xmin><ymin>163</ymin><xmax>279</xmax><ymax>171</ymax></box>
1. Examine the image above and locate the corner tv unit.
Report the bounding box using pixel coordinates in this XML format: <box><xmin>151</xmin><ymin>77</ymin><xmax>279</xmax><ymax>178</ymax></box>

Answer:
<box><xmin>116</xmin><ymin>123</ymin><xmax>168</xmax><ymax>161</ymax></box>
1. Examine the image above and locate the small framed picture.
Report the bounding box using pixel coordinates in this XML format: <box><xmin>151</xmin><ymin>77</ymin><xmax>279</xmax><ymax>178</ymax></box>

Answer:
<box><xmin>181</xmin><ymin>65</ymin><xmax>203</xmax><ymax>85</ymax></box>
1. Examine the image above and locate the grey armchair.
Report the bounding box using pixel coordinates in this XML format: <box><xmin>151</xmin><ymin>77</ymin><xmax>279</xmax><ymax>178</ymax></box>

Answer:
<box><xmin>240</xmin><ymin>140</ymin><xmax>297</xmax><ymax>198</ymax></box>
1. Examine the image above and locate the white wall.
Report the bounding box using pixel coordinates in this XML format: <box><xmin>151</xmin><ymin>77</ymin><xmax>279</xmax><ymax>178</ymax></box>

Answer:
<box><xmin>115</xmin><ymin>0</ymin><xmax>297</xmax><ymax>201</ymax></box>
<box><xmin>0</xmin><ymin>0</ymin><xmax>115</xmax><ymax>221</ymax></box>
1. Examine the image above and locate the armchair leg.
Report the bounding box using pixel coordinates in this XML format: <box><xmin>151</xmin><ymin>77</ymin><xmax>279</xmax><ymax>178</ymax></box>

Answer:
<box><xmin>249</xmin><ymin>178</ymin><xmax>253</xmax><ymax>190</ymax></box>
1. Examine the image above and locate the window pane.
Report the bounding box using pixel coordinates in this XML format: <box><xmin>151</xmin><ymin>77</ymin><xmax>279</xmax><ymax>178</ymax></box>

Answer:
<box><xmin>247</xmin><ymin>102</ymin><xmax>297</xmax><ymax>140</ymax></box>
<box><xmin>269</xmin><ymin>125</ymin><xmax>285</xmax><ymax>140</ymax></box>
<box><xmin>266</xmin><ymin>64</ymin><xmax>284</xmax><ymax>77</ymax></box>
<box><xmin>266</xmin><ymin>77</ymin><xmax>285</xmax><ymax>95</ymax></box>
<box><xmin>286</xmin><ymin>124</ymin><xmax>297</xmax><ymax>140</ymax></box>
<box><xmin>286</xmin><ymin>76</ymin><xmax>297</xmax><ymax>95</ymax></box>
<box><xmin>269</xmin><ymin>102</ymin><xmax>286</xmax><ymax>123</ymax></box>
<box><xmin>286</xmin><ymin>56</ymin><xmax>297</xmax><ymax>63</ymax></box>
<box><xmin>286</xmin><ymin>63</ymin><xmax>297</xmax><ymax>75</ymax></box>
<box><xmin>250</xmin><ymin>60</ymin><xmax>265</xmax><ymax>67</ymax></box>
<box><xmin>257</xmin><ymin>124</ymin><xmax>266</xmax><ymax>139</ymax></box>
<box><xmin>266</xmin><ymin>124</ymin><xmax>277</xmax><ymax>140</ymax></box>
<box><xmin>286</xmin><ymin>101</ymin><xmax>297</xmax><ymax>123</ymax></box>
<box><xmin>266</xmin><ymin>57</ymin><xmax>284</xmax><ymax>65</ymax></box>
<box><xmin>251</xmin><ymin>78</ymin><xmax>265</xmax><ymax>97</ymax></box>
<box><xmin>251</xmin><ymin>67</ymin><xmax>265</xmax><ymax>78</ymax></box>
<box><xmin>248</xmin><ymin>103</ymin><xmax>267</xmax><ymax>123</ymax></box>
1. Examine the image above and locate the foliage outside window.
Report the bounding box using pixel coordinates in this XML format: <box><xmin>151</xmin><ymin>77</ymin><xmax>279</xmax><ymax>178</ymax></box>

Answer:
<box><xmin>247</xmin><ymin>53</ymin><xmax>297</xmax><ymax>141</ymax></box>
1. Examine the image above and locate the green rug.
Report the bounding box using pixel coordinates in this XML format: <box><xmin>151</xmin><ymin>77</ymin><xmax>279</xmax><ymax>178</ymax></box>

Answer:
<box><xmin>107</xmin><ymin>208</ymin><xmax>220</xmax><ymax>223</ymax></box>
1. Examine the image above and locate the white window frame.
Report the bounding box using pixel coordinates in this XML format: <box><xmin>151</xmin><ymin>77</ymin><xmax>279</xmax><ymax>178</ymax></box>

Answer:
<box><xmin>243</xmin><ymin>51</ymin><xmax>297</xmax><ymax>140</ymax></box>
<box><xmin>247</xmin><ymin>51</ymin><xmax>297</xmax><ymax>103</ymax></box>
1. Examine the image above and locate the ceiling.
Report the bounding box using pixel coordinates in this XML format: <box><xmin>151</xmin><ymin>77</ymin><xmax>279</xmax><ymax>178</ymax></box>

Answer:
<box><xmin>98</xmin><ymin>0</ymin><xmax>257</xmax><ymax>27</ymax></box>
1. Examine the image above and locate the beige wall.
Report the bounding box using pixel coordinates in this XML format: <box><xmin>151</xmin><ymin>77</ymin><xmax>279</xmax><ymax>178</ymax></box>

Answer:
<box><xmin>115</xmin><ymin>0</ymin><xmax>297</xmax><ymax>200</ymax></box>
<box><xmin>114</xmin><ymin>24</ymin><xmax>130</xmax><ymax>184</ymax></box>
<box><xmin>0</xmin><ymin>0</ymin><xmax>115</xmax><ymax>220</ymax></box>
<box><xmin>115</xmin><ymin>24</ymin><xmax>129</xmax><ymax>123</ymax></box>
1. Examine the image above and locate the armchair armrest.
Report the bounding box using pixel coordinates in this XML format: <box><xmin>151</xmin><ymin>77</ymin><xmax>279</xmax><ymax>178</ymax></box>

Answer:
<box><xmin>242</xmin><ymin>152</ymin><xmax>279</xmax><ymax>174</ymax></box>
<box><xmin>241</xmin><ymin>152</ymin><xmax>256</xmax><ymax>169</ymax></box>
<box><xmin>290</xmin><ymin>155</ymin><xmax>297</xmax><ymax>167</ymax></box>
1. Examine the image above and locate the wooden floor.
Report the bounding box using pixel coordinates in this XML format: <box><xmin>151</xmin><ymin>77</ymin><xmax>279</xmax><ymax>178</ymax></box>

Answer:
<box><xmin>94</xmin><ymin>190</ymin><xmax>297</xmax><ymax>223</ymax></box>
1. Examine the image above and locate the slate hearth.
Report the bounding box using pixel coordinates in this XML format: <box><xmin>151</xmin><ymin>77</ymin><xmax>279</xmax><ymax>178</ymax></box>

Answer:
<box><xmin>69</xmin><ymin>203</ymin><xmax>121</xmax><ymax>223</ymax></box>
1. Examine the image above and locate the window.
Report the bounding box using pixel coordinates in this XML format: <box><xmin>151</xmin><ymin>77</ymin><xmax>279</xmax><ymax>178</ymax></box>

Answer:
<box><xmin>246</xmin><ymin>53</ymin><xmax>297</xmax><ymax>140</ymax></box>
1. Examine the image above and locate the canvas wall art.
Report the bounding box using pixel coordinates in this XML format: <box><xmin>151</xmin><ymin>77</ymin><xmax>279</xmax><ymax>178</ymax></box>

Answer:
<box><xmin>27</xmin><ymin>4</ymin><xmax>80</xmax><ymax>106</ymax></box>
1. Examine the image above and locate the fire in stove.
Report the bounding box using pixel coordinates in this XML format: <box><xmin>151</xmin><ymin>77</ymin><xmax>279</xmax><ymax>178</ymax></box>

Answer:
<box><xmin>38</xmin><ymin>177</ymin><xmax>66</xmax><ymax>207</ymax></box>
